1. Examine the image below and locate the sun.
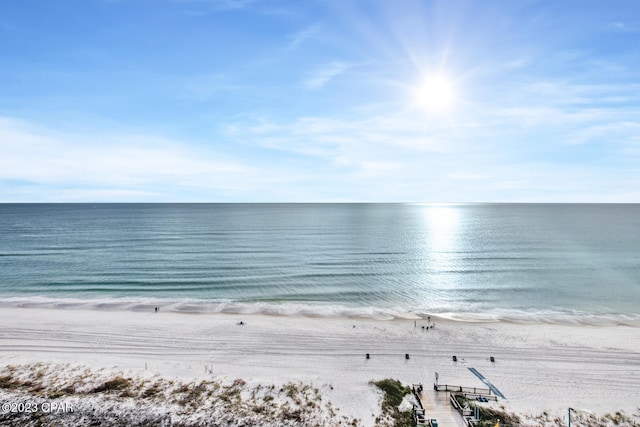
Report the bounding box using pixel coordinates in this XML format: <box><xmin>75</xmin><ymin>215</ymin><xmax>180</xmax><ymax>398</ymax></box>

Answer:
<box><xmin>415</xmin><ymin>74</ymin><xmax>456</xmax><ymax>113</ymax></box>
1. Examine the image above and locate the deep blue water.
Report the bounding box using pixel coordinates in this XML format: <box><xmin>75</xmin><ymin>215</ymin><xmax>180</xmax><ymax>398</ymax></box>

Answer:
<box><xmin>1</xmin><ymin>203</ymin><xmax>639</xmax><ymax>323</ymax></box>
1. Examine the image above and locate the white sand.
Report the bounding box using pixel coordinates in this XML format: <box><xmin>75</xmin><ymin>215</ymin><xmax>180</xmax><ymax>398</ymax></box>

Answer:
<box><xmin>1</xmin><ymin>307</ymin><xmax>639</xmax><ymax>425</ymax></box>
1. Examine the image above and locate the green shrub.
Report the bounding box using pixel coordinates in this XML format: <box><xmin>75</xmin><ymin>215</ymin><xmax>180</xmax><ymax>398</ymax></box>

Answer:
<box><xmin>372</xmin><ymin>379</ymin><xmax>414</xmax><ymax>427</ymax></box>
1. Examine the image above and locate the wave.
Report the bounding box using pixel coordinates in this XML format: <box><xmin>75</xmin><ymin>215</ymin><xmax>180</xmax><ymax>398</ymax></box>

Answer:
<box><xmin>1</xmin><ymin>295</ymin><xmax>639</xmax><ymax>327</ymax></box>
<box><xmin>432</xmin><ymin>310</ymin><xmax>640</xmax><ymax>327</ymax></box>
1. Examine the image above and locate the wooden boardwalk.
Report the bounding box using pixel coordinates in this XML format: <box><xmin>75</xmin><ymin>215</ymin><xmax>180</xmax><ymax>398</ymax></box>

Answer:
<box><xmin>413</xmin><ymin>385</ymin><xmax>466</xmax><ymax>427</ymax></box>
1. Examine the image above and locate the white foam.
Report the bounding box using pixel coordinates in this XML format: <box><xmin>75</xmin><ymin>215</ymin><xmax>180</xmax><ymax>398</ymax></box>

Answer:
<box><xmin>0</xmin><ymin>295</ymin><xmax>638</xmax><ymax>326</ymax></box>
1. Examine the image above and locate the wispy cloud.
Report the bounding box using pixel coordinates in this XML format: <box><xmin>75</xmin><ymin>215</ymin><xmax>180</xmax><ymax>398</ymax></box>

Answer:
<box><xmin>287</xmin><ymin>24</ymin><xmax>321</xmax><ymax>50</ymax></box>
<box><xmin>183</xmin><ymin>74</ymin><xmax>242</xmax><ymax>100</ymax></box>
<box><xmin>0</xmin><ymin>117</ymin><xmax>263</xmax><ymax>201</ymax></box>
<box><xmin>608</xmin><ymin>21</ymin><xmax>639</xmax><ymax>33</ymax></box>
<box><xmin>470</xmin><ymin>79</ymin><xmax>640</xmax><ymax>132</ymax></box>
<box><xmin>224</xmin><ymin>110</ymin><xmax>465</xmax><ymax>200</ymax></box>
<box><xmin>220</xmin><ymin>63</ymin><xmax>640</xmax><ymax>201</ymax></box>
<box><xmin>567</xmin><ymin>122</ymin><xmax>640</xmax><ymax>146</ymax></box>
<box><xmin>176</xmin><ymin>0</ymin><xmax>255</xmax><ymax>11</ymax></box>
<box><xmin>502</xmin><ymin>57</ymin><xmax>533</xmax><ymax>70</ymax></box>
<box><xmin>2</xmin><ymin>0</ymin><xmax>640</xmax><ymax>203</ymax></box>
<box><xmin>226</xmin><ymin>113</ymin><xmax>449</xmax><ymax>160</ymax></box>
<box><xmin>304</xmin><ymin>61</ymin><xmax>354</xmax><ymax>90</ymax></box>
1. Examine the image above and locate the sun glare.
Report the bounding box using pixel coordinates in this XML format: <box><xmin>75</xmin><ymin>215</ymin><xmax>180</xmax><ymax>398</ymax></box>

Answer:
<box><xmin>415</xmin><ymin>74</ymin><xmax>456</xmax><ymax>113</ymax></box>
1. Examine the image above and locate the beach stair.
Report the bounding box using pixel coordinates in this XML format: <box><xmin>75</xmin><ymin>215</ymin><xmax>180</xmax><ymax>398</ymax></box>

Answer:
<box><xmin>431</xmin><ymin>383</ymin><xmax>500</xmax><ymax>426</ymax></box>
<box><xmin>413</xmin><ymin>384</ymin><xmax>465</xmax><ymax>427</ymax></box>
<box><xmin>412</xmin><ymin>384</ymin><xmax>427</xmax><ymax>426</ymax></box>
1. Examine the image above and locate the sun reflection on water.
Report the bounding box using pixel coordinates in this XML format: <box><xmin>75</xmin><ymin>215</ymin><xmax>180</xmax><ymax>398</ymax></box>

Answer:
<box><xmin>419</xmin><ymin>205</ymin><xmax>464</xmax><ymax>304</ymax></box>
<box><xmin>423</xmin><ymin>205</ymin><xmax>460</xmax><ymax>255</ymax></box>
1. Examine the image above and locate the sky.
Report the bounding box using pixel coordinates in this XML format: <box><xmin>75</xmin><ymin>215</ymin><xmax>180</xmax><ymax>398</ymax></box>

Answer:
<box><xmin>1</xmin><ymin>0</ymin><xmax>639</xmax><ymax>202</ymax></box>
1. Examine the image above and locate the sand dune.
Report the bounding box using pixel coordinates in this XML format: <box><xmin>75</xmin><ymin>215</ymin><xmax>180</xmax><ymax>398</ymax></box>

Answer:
<box><xmin>1</xmin><ymin>307</ymin><xmax>639</xmax><ymax>425</ymax></box>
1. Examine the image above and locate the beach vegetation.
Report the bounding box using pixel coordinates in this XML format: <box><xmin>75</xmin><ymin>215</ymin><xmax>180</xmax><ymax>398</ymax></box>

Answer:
<box><xmin>452</xmin><ymin>392</ymin><xmax>467</xmax><ymax>408</ymax></box>
<box><xmin>371</xmin><ymin>379</ymin><xmax>414</xmax><ymax>427</ymax></box>
<box><xmin>92</xmin><ymin>376</ymin><xmax>131</xmax><ymax>393</ymax></box>
<box><xmin>513</xmin><ymin>408</ymin><xmax>640</xmax><ymax>426</ymax></box>
<box><xmin>451</xmin><ymin>394</ymin><xmax>521</xmax><ymax>427</ymax></box>
<box><xmin>0</xmin><ymin>363</ymin><xmax>365</xmax><ymax>426</ymax></box>
<box><xmin>475</xmin><ymin>406</ymin><xmax>520</xmax><ymax>427</ymax></box>
<box><xmin>0</xmin><ymin>375</ymin><xmax>45</xmax><ymax>395</ymax></box>
<box><xmin>543</xmin><ymin>410</ymin><xmax>640</xmax><ymax>427</ymax></box>
<box><xmin>0</xmin><ymin>375</ymin><xmax>16</xmax><ymax>389</ymax></box>
<box><xmin>218</xmin><ymin>382</ymin><xmax>242</xmax><ymax>404</ymax></box>
<box><xmin>280</xmin><ymin>406</ymin><xmax>304</xmax><ymax>423</ymax></box>
<box><xmin>449</xmin><ymin>393</ymin><xmax>519</xmax><ymax>427</ymax></box>
<box><xmin>141</xmin><ymin>380</ymin><xmax>163</xmax><ymax>398</ymax></box>
<box><xmin>7</xmin><ymin>363</ymin><xmax>640</xmax><ymax>427</ymax></box>
<box><xmin>47</xmin><ymin>388</ymin><xmax>69</xmax><ymax>399</ymax></box>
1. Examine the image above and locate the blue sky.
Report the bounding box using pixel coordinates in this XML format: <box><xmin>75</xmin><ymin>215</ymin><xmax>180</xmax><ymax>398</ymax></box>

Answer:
<box><xmin>1</xmin><ymin>0</ymin><xmax>639</xmax><ymax>202</ymax></box>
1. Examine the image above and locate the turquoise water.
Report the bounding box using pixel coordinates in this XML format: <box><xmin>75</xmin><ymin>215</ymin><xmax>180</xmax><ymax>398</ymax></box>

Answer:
<box><xmin>1</xmin><ymin>203</ymin><xmax>639</xmax><ymax>323</ymax></box>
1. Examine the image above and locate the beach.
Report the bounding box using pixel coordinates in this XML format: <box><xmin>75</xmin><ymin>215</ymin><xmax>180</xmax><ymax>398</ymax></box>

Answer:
<box><xmin>1</xmin><ymin>307</ymin><xmax>639</xmax><ymax>426</ymax></box>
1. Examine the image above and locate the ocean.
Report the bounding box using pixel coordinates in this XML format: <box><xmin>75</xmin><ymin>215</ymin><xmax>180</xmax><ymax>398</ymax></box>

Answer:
<box><xmin>1</xmin><ymin>203</ymin><xmax>639</xmax><ymax>324</ymax></box>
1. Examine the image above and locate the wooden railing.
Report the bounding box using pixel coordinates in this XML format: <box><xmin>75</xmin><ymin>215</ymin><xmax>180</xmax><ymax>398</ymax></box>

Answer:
<box><xmin>434</xmin><ymin>384</ymin><xmax>491</xmax><ymax>395</ymax></box>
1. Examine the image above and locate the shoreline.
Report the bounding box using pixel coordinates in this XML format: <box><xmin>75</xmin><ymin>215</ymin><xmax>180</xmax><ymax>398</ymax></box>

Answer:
<box><xmin>2</xmin><ymin>295</ymin><xmax>639</xmax><ymax>327</ymax></box>
<box><xmin>1</xmin><ymin>307</ymin><xmax>640</xmax><ymax>425</ymax></box>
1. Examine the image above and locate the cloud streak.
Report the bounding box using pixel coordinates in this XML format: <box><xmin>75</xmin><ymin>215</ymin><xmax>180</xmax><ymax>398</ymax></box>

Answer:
<box><xmin>0</xmin><ymin>117</ymin><xmax>261</xmax><ymax>201</ymax></box>
<box><xmin>183</xmin><ymin>74</ymin><xmax>242</xmax><ymax>100</ymax></box>
<box><xmin>304</xmin><ymin>62</ymin><xmax>353</xmax><ymax>89</ymax></box>
<box><xmin>176</xmin><ymin>0</ymin><xmax>255</xmax><ymax>11</ymax></box>
<box><xmin>287</xmin><ymin>24</ymin><xmax>321</xmax><ymax>50</ymax></box>
<box><xmin>608</xmin><ymin>22</ymin><xmax>639</xmax><ymax>33</ymax></box>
